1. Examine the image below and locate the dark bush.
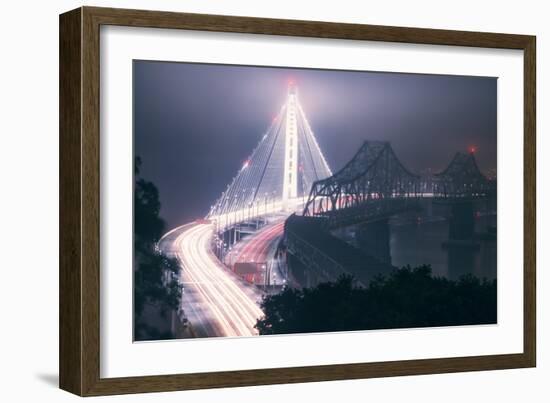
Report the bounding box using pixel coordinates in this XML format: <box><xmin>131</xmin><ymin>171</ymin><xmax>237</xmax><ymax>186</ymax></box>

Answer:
<box><xmin>256</xmin><ymin>265</ymin><xmax>496</xmax><ymax>335</ymax></box>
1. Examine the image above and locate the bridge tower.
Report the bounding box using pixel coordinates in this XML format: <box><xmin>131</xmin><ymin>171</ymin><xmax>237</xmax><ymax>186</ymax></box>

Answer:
<box><xmin>282</xmin><ymin>84</ymin><xmax>299</xmax><ymax>204</ymax></box>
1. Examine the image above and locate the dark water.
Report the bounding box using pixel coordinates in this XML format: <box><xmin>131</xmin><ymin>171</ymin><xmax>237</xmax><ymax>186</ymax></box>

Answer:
<box><xmin>389</xmin><ymin>207</ymin><xmax>497</xmax><ymax>281</ymax></box>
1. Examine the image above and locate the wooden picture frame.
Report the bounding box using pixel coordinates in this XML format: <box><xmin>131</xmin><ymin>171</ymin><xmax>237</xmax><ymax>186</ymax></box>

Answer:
<box><xmin>59</xmin><ymin>6</ymin><xmax>536</xmax><ymax>396</ymax></box>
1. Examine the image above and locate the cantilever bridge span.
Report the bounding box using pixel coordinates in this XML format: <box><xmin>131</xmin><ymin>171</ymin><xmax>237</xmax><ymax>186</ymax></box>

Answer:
<box><xmin>302</xmin><ymin>140</ymin><xmax>421</xmax><ymax>228</ymax></box>
<box><xmin>285</xmin><ymin>143</ymin><xmax>494</xmax><ymax>287</ymax></box>
<box><xmin>301</xmin><ymin>142</ymin><xmax>493</xmax><ymax>226</ymax></box>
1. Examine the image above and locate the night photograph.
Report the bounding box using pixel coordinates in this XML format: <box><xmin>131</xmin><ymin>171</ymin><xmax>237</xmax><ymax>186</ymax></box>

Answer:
<box><xmin>132</xmin><ymin>61</ymin><xmax>497</xmax><ymax>341</ymax></box>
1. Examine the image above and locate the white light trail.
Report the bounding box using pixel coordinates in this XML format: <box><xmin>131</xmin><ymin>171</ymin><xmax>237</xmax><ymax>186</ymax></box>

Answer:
<box><xmin>175</xmin><ymin>223</ymin><xmax>264</xmax><ymax>337</ymax></box>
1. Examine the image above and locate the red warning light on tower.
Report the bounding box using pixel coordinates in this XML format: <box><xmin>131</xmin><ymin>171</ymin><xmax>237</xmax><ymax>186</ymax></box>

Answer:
<box><xmin>287</xmin><ymin>79</ymin><xmax>297</xmax><ymax>95</ymax></box>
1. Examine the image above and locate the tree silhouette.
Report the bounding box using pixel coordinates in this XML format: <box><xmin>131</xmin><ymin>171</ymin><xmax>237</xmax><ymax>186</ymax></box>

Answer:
<box><xmin>134</xmin><ymin>156</ymin><xmax>184</xmax><ymax>340</ymax></box>
<box><xmin>256</xmin><ymin>265</ymin><xmax>496</xmax><ymax>335</ymax></box>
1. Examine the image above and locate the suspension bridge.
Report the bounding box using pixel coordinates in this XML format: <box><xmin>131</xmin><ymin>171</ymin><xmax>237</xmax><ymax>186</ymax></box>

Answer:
<box><xmin>159</xmin><ymin>83</ymin><xmax>494</xmax><ymax>338</ymax></box>
<box><xmin>207</xmin><ymin>83</ymin><xmax>332</xmax><ymax>229</ymax></box>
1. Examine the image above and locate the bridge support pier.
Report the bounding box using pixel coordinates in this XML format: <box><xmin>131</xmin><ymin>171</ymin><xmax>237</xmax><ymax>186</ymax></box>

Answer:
<box><xmin>220</xmin><ymin>227</ymin><xmax>239</xmax><ymax>251</ymax></box>
<box><xmin>448</xmin><ymin>202</ymin><xmax>475</xmax><ymax>241</ymax></box>
<box><xmin>355</xmin><ymin>219</ymin><xmax>392</xmax><ymax>265</ymax></box>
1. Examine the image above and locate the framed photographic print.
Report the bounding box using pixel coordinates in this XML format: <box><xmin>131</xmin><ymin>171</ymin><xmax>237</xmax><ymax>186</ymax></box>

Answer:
<box><xmin>59</xmin><ymin>6</ymin><xmax>536</xmax><ymax>396</ymax></box>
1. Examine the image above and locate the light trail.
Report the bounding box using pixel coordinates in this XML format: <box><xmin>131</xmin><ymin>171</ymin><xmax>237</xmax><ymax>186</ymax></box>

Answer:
<box><xmin>174</xmin><ymin>223</ymin><xmax>264</xmax><ymax>337</ymax></box>
<box><xmin>234</xmin><ymin>222</ymin><xmax>284</xmax><ymax>266</ymax></box>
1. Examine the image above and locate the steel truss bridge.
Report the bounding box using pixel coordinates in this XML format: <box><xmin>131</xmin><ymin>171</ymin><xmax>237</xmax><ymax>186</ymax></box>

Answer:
<box><xmin>302</xmin><ymin>141</ymin><xmax>420</xmax><ymax>228</ymax></box>
<box><xmin>300</xmin><ymin>141</ymin><xmax>494</xmax><ymax>227</ymax></box>
<box><xmin>433</xmin><ymin>151</ymin><xmax>496</xmax><ymax>200</ymax></box>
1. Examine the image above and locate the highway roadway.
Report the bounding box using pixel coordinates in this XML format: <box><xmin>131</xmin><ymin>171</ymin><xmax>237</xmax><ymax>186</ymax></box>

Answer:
<box><xmin>227</xmin><ymin>221</ymin><xmax>286</xmax><ymax>285</ymax></box>
<box><xmin>159</xmin><ymin>223</ymin><xmax>264</xmax><ymax>338</ymax></box>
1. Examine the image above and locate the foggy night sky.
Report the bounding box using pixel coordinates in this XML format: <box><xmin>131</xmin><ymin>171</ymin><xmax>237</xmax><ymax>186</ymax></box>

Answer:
<box><xmin>134</xmin><ymin>61</ymin><xmax>497</xmax><ymax>229</ymax></box>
